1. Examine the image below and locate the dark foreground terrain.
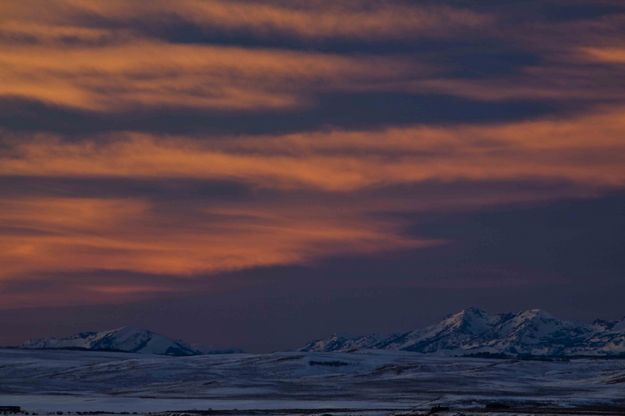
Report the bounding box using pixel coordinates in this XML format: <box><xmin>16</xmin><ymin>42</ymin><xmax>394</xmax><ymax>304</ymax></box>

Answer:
<box><xmin>1</xmin><ymin>348</ymin><xmax>623</xmax><ymax>416</ymax></box>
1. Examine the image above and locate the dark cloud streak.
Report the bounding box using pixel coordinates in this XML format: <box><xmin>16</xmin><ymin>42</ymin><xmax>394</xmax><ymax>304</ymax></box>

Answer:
<box><xmin>0</xmin><ymin>93</ymin><xmax>565</xmax><ymax>137</ymax></box>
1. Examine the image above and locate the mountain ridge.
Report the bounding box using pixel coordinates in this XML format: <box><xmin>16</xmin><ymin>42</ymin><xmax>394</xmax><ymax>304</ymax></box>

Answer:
<box><xmin>22</xmin><ymin>326</ymin><xmax>241</xmax><ymax>356</ymax></box>
<box><xmin>301</xmin><ymin>308</ymin><xmax>625</xmax><ymax>357</ymax></box>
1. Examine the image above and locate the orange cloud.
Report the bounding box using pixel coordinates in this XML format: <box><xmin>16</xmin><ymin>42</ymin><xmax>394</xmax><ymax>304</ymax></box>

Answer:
<box><xmin>2</xmin><ymin>106</ymin><xmax>625</xmax><ymax>190</ymax></box>
<box><xmin>579</xmin><ymin>47</ymin><xmax>625</xmax><ymax>64</ymax></box>
<box><xmin>1</xmin><ymin>106</ymin><xmax>623</xmax><ymax>302</ymax></box>
<box><xmin>0</xmin><ymin>196</ymin><xmax>433</xmax><ymax>287</ymax></box>
<box><xmin>0</xmin><ymin>40</ymin><xmax>421</xmax><ymax>111</ymax></box>
<box><xmin>0</xmin><ymin>0</ymin><xmax>490</xmax><ymax>113</ymax></box>
<box><xmin>2</xmin><ymin>0</ymin><xmax>624</xmax><ymax>110</ymax></box>
<box><xmin>0</xmin><ymin>0</ymin><xmax>490</xmax><ymax>43</ymax></box>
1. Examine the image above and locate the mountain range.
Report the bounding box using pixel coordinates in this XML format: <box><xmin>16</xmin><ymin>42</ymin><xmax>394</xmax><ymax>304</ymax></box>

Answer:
<box><xmin>22</xmin><ymin>326</ymin><xmax>240</xmax><ymax>356</ymax></box>
<box><xmin>20</xmin><ymin>308</ymin><xmax>625</xmax><ymax>357</ymax></box>
<box><xmin>301</xmin><ymin>307</ymin><xmax>625</xmax><ymax>357</ymax></box>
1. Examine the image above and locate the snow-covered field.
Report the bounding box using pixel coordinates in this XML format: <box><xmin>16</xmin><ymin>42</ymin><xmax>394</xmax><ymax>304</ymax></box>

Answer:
<box><xmin>0</xmin><ymin>348</ymin><xmax>624</xmax><ymax>415</ymax></box>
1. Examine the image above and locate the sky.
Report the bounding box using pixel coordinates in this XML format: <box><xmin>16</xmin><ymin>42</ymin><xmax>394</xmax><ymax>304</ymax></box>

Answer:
<box><xmin>1</xmin><ymin>0</ymin><xmax>625</xmax><ymax>352</ymax></box>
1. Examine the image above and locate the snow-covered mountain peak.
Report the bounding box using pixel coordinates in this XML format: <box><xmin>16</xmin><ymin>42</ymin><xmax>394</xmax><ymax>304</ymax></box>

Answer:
<box><xmin>445</xmin><ymin>307</ymin><xmax>488</xmax><ymax>323</ymax></box>
<box><xmin>100</xmin><ymin>326</ymin><xmax>157</xmax><ymax>343</ymax></box>
<box><xmin>102</xmin><ymin>325</ymin><xmax>151</xmax><ymax>337</ymax></box>
<box><xmin>499</xmin><ymin>309</ymin><xmax>568</xmax><ymax>336</ymax></box>
<box><xmin>440</xmin><ymin>307</ymin><xmax>492</xmax><ymax>335</ymax></box>
<box><xmin>455</xmin><ymin>306</ymin><xmax>488</xmax><ymax>317</ymax></box>
<box><xmin>514</xmin><ymin>308</ymin><xmax>556</xmax><ymax>322</ymax></box>
<box><xmin>23</xmin><ymin>327</ymin><xmax>201</xmax><ymax>356</ymax></box>
<box><xmin>302</xmin><ymin>308</ymin><xmax>625</xmax><ymax>357</ymax></box>
<box><xmin>110</xmin><ymin>325</ymin><xmax>147</xmax><ymax>334</ymax></box>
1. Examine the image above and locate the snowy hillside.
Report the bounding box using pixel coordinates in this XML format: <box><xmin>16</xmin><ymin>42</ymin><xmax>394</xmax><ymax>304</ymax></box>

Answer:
<box><xmin>300</xmin><ymin>333</ymin><xmax>383</xmax><ymax>353</ymax></box>
<box><xmin>302</xmin><ymin>308</ymin><xmax>625</xmax><ymax>357</ymax></box>
<box><xmin>22</xmin><ymin>326</ymin><xmax>201</xmax><ymax>356</ymax></box>
<box><xmin>1</xmin><ymin>348</ymin><xmax>624</xmax><ymax>413</ymax></box>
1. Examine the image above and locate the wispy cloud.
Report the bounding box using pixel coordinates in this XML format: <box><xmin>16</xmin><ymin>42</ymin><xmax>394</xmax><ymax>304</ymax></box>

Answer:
<box><xmin>2</xmin><ymin>104</ymin><xmax>624</xmax><ymax>299</ymax></box>
<box><xmin>2</xmin><ymin>0</ymin><xmax>625</xmax><ymax>309</ymax></box>
<box><xmin>0</xmin><ymin>41</ymin><xmax>425</xmax><ymax>111</ymax></box>
<box><xmin>3</xmin><ymin>106</ymin><xmax>625</xmax><ymax>190</ymax></box>
<box><xmin>580</xmin><ymin>46</ymin><xmax>625</xmax><ymax>63</ymax></box>
<box><xmin>0</xmin><ymin>0</ymin><xmax>490</xmax><ymax>43</ymax></box>
<box><xmin>0</xmin><ymin>195</ymin><xmax>434</xmax><ymax>285</ymax></box>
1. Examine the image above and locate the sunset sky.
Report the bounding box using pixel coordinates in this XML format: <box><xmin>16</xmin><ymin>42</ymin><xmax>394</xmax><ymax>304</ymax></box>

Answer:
<box><xmin>1</xmin><ymin>0</ymin><xmax>625</xmax><ymax>351</ymax></box>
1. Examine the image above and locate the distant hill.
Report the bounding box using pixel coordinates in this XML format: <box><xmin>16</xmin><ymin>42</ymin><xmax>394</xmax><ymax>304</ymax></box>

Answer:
<box><xmin>22</xmin><ymin>326</ymin><xmax>240</xmax><ymax>356</ymax></box>
<box><xmin>301</xmin><ymin>308</ymin><xmax>625</xmax><ymax>357</ymax></box>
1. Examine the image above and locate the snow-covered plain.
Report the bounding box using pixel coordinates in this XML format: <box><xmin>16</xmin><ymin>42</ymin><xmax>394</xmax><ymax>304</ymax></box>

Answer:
<box><xmin>0</xmin><ymin>348</ymin><xmax>624</xmax><ymax>414</ymax></box>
